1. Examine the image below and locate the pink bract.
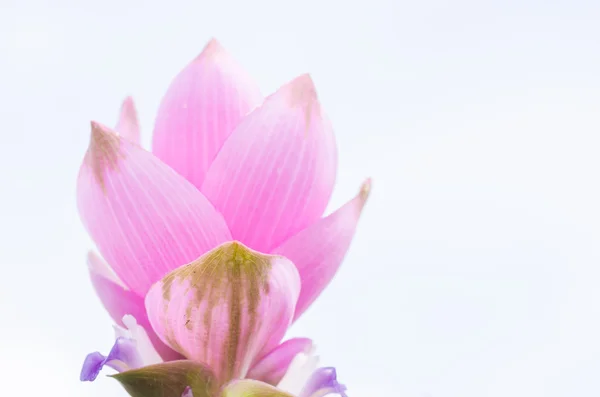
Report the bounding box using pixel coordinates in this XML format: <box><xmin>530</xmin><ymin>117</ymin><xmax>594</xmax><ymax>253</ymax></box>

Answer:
<box><xmin>78</xmin><ymin>38</ymin><xmax>370</xmax><ymax>388</ymax></box>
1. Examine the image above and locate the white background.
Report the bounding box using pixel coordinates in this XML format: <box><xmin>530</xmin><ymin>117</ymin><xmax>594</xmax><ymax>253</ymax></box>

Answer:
<box><xmin>2</xmin><ymin>0</ymin><xmax>600</xmax><ymax>396</ymax></box>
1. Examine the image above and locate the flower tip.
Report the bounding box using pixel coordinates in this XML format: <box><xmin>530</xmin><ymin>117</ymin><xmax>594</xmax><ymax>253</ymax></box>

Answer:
<box><xmin>90</xmin><ymin>120</ymin><xmax>111</xmax><ymax>139</ymax></box>
<box><xmin>219</xmin><ymin>239</ymin><xmax>241</xmax><ymax>249</ymax></box>
<box><xmin>293</xmin><ymin>73</ymin><xmax>314</xmax><ymax>87</ymax></box>
<box><xmin>90</xmin><ymin>120</ymin><xmax>103</xmax><ymax>132</ymax></box>
<box><xmin>359</xmin><ymin>178</ymin><xmax>372</xmax><ymax>202</ymax></box>
<box><xmin>120</xmin><ymin>96</ymin><xmax>135</xmax><ymax>110</ymax></box>
<box><xmin>198</xmin><ymin>37</ymin><xmax>224</xmax><ymax>59</ymax></box>
<box><xmin>86</xmin><ymin>250</ymin><xmax>101</xmax><ymax>272</ymax></box>
<box><xmin>87</xmin><ymin>121</ymin><xmax>123</xmax><ymax>190</ymax></box>
<box><xmin>86</xmin><ymin>250</ymin><xmax>98</xmax><ymax>263</ymax></box>
<box><xmin>306</xmin><ymin>340</ymin><xmax>317</xmax><ymax>354</ymax></box>
<box><xmin>281</xmin><ymin>73</ymin><xmax>319</xmax><ymax>112</ymax></box>
<box><xmin>182</xmin><ymin>386</ymin><xmax>193</xmax><ymax>397</ymax></box>
<box><xmin>216</xmin><ymin>240</ymin><xmax>257</xmax><ymax>257</ymax></box>
<box><xmin>89</xmin><ymin>121</ymin><xmax>120</xmax><ymax>155</ymax></box>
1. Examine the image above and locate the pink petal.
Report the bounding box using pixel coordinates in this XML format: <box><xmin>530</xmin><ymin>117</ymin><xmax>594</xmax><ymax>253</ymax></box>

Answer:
<box><xmin>86</xmin><ymin>251</ymin><xmax>181</xmax><ymax>361</ymax></box>
<box><xmin>77</xmin><ymin>122</ymin><xmax>232</xmax><ymax>296</ymax></box>
<box><xmin>247</xmin><ymin>338</ymin><xmax>314</xmax><ymax>386</ymax></box>
<box><xmin>273</xmin><ymin>179</ymin><xmax>371</xmax><ymax>321</ymax></box>
<box><xmin>201</xmin><ymin>74</ymin><xmax>337</xmax><ymax>252</ymax></box>
<box><xmin>87</xmin><ymin>251</ymin><xmax>138</xmax><ymax>321</ymax></box>
<box><xmin>87</xmin><ymin>249</ymin><xmax>125</xmax><ymax>287</ymax></box>
<box><xmin>152</xmin><ymin>38</ymin><xmax>262</xmax><ymax>189</ymax></box>
<box><xmin>145</xmin><ymin>241</ymin><xmax>300</xmax><ymax>386</ymax></box>
<box><xmin>115</xmin><ymin>96</ymin><xmax>141</xmax><ymax>144</ymax></box>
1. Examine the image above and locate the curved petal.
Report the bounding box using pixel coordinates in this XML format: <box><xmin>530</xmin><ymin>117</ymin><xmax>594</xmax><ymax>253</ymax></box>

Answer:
<box><xmin>114</xmin><ymin>315</ymin><xmax>166</xmax><ymax>365</ymax></box>
<box><xmin>87</xmin><ymin>252</ymin><xmax>182</xmax><ymax>361</ymax></box>
<box><xmin>222</xmin><ymin>380</ymin><xmax>294</xmax><ymax>397</ymax></box>
<box><xmin>275</xmin><ymin>344</ymin><xmax>319</xmax><ymax>395</ymax></box>
<box><xmin>80</xmin><ymin>337</ymin><xmax>143</xmax><ymax>381</ymax></box>
<box><xmin>247</xmin><ymin>338</ymin><xmax>314</xmax><ymax>386</ymax></box>
<box><xmin>81</xmin><ymin>314</ymin><xmax>179</xmax><ymax>383</ymax></box>
<box><xmin>152</xmin><ymin>38</ymin><xmax>262</xmax><ymax>189</ymax></box>
<box><xmin>299</xmin><ymin>367</ymin><xmax>347</xmax><ymax>397</ymax></box>
<box><xmin>115</xmin><ymin>96</ymin><xmax>141</xmax><ymax>144</ymax></box>
<box><xmin>201</xmin><ymin>74</ymin><xmax>337</xmax><ymax>252</ymax></box>
<box><xmin>77</xmin><ymin>122</ymin><xmax>232</xmax><ymax>296</ymax></box>
<box><xmin>87</xmin><ymin>250</ymin><xmax>125</xmax><ymax>287</ymax></box>
<box><xmin>87</xmin><ymin>251</ymin><xmax>142</xmax><ymax>321</ymax></box>
<box><xmin>145</xmin><ymin>241</ymin><xmax>300</xmax><ymax>385</ymax></box>
<box><xmin>273</xmin><ymin>179</ymin><xmax>371</xmax><ymax>321</ymax></box>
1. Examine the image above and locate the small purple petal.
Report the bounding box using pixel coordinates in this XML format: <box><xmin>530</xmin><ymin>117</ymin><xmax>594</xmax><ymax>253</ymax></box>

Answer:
<box><xmin>80</xmin><ymin>337</ymin><xmax>143</xmax><ymax>382</ymax></box>
<box><xmin>182</xmin><ymin>386</ymin><xmax>193</xmax><ymax>397</ymax></box>
<box><xmin>80</xmin><ymin>352</ymin><xmax>106</xmax><ymax>382</ymax></box>
<box><xmin>299</xmin><ymin>367</ymin><xmax>348</xmax><ymax>397</ymax></box>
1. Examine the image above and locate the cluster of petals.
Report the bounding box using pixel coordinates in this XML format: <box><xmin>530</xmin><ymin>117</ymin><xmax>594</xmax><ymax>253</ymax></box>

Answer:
<box><xmin>77</xmin><ymin>38</ymin><xmax>370</xmax><ymax>397</ymax></box>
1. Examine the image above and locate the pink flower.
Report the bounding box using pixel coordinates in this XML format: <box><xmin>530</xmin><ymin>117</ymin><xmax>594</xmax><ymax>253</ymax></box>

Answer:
<box><xmin>78</xmin><ymin>38</ymin><xmax>370</xmax><ymax>394</ymax></box>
